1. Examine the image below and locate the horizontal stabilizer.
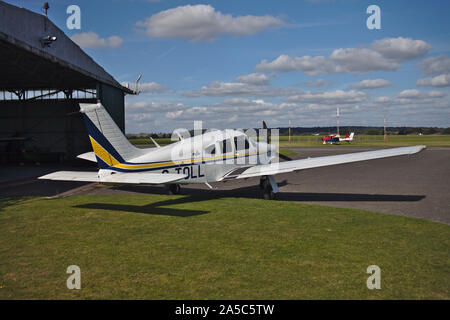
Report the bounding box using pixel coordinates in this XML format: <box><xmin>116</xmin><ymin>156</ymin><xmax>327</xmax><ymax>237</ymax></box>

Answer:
<box><xmin>39</xmin><ymin>171</ymin><xmax>100</xmax><ymax>182</ymax></box>
<box><xmin>39</xmin><ymin>171</ymin><xmax>187</xmax><ymax>184</ymax></box>
<box><xmin>77</xmin><ymin>152</ymin><xmax>97</xmax><ymax>163</ymax></box>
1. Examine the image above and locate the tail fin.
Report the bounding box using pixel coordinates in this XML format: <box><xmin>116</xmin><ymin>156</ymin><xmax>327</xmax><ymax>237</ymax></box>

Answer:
<box><xmin>80</xmin><ymin>103</ymin><xmax>145</xmax><ymax>169</ymax></box>
<box><xmin>349</xmin><ymin>132</ymin><xmax>355</xmax><ymax>140</ymax></box>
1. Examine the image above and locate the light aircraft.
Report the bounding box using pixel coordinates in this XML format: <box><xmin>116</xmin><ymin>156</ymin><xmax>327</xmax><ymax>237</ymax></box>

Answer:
<box><xmin>321</xmin><ymin>134</ymin><xmax>340</xmax><ymax>144</ymax></box>
<box><xmin>339</xmin><ymin>132</ymin><xmax>355</xmax><ymax>143</ymax></box>
<box><xmin>321</xmin><ymin>132</ymin><xmax>355</xmax><ymax>144</ymax></box>
<box><xmin>40</xmin><ymin>103</ymin><xmax>425</xmax><ymax>199</ymax></box>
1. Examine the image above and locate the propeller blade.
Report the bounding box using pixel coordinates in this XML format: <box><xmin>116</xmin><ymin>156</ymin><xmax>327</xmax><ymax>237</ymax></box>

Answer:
<box><xmin>262</xmin><ymin>121</ymin><xmax>270</xmax><ymax>144</ymax></box>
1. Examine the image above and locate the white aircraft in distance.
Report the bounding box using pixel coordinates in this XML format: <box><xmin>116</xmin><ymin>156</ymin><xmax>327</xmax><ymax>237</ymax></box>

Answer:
<box><xmin>340</xmin><ymin>132</ymin><xmax>355</xmax><ymax>143</ymax></box>
<box><xmin>40</xmin><ymin>103</ymin><xmax>426</xmax><ymax>199</ymax></box>
<box><xmin>321</xmin><ymin>132</ymin><xmax>355</xmax><ymax>144</ymax></box>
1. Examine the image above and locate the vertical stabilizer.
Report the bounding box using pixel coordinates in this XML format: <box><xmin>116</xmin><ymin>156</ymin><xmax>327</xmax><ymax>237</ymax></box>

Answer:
<box><xmin>80</xmin><ymin>103</ymin><xmax>145</xmax><ymax>169</ymax></box>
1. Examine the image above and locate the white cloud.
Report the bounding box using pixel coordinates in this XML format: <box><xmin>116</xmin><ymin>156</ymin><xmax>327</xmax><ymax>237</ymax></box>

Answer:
<box><xmin>136</xmin><ymin>4</ymin><xmax>285</xmax><ymax>42</ymax></box>
<box><xmin>370</xmin><ymin>37</ymin><xmax>430</xmax><ymax>61</ymax></box>
<box><xmin>126</xmin><ymin>101</ymin><xmax>184</xmax><ymax>115</ymax></box>
<box><xmin>398</xmin><ymin>89</ymin><xmax>422</xmax><ymax>99</ymax></box>
<box><xmin>375</xmin><ymin>89</ymin><xmax>446</xmax><ymax>105</ymax></box>
<box><xmin>348</xmin><ymin>79</ymin><xmax>393</xmax><ymax>89</ymax></box>
<box><xmin>329</xmin><ymin>48</ymin><xmax>398</xmax><ymax>73</ymax></box>
<box><xmin>121</xmin><ymin>82</ymin><xmax>168</xmax><ymax>93</ymax></box>
<box><xmin>125</xmin><ymin>93</ymin><xmax>450</xmax><ymax>133</ymax></box>
<box><xmin>285</xmin><ymin>90</ymin><xmax>368</xmax><ymax>104</ymax></box>
<box><xmin>184</xmin><ymin>81</ymin><xmax>297</xmax><ymax>97</ymax></box>
<box><xmin>255</xmin><ymin>37</ymin><xmax>430</xmax><ymax>75</ymax></box>
<box><xmin>398</xmin><ymin>89</ymin><xmax>445</xmax><ymax>99</ymax></box>
<box><xmin>420</xmin><ymin>55</ymin><xmax>450</xmax><ymax>75</ymax></box>
<box><xmin>235</xmin><ymin>73</ymin><xmax>270</xmax><ymax>85</ymax></box>
<box><xmin>303</xmin><ymin>79</ymin><xmax>328</xmax><ymax>87</ymax></box>
<box><xmin>416</xmin><ymin>74</ymin><xmax>450</xmax><ymax>87</ymax></box>
<box><xmin>71</xmin><ymin>32</ymin><xmax>123</xmax><ymax>49</ymax></box>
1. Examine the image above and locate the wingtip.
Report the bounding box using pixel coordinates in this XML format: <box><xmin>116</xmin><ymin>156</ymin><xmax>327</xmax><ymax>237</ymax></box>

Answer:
<box><xmin>415</xmin><ymin>145</ymin><xmax>427</xmax><ymax>153</ymax></box>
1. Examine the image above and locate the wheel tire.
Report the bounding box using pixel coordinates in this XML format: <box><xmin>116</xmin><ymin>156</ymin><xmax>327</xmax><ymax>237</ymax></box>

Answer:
<box><xmin>262</xmin><ymin>182</ymin><xmax>275</xmax><ymax>200</ymax></box>
<box><xmin>259</xmin><ymin>178</ymin><xmax>266</xmax><ymax>190</ymax></box>
<box><xmin>169</xmin><ymin>184</ymin><xmax>180</xmax><ymax>195</ymax></box>
<box><xmin>263</xmin><ymin>189</ymin><xmax>276</xmax><ymax>200</ymax></box>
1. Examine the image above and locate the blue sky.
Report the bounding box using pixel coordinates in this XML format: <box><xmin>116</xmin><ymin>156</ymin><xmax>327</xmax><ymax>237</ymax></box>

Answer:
<box><xmin>9</xmin><ymin>0</ymin><xmax>450</xmax><ymax>133</ymax></box>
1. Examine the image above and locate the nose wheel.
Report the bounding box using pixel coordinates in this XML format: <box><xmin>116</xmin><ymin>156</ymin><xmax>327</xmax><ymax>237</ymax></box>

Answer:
<box><xmin>168</xmin><ymin>184</ymin><xmax>181</xmax><ymax>195</ymax></box>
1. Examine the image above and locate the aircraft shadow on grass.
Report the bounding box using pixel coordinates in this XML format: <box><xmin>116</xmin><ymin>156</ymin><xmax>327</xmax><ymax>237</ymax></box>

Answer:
<box><xmin>75</xmin><ymin>196</ymin><xmax>210</xmax><ymax>218</ymax></box>
<box><xmin>74</xmin><ymin>180</ymin><xmax>425</xmax><ymax>218</ymax></box>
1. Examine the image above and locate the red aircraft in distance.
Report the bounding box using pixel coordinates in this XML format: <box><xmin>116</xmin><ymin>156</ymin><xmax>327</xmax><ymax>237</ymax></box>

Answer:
<box><xmin>322</xmin><ymin>132</ymin><xmax>355</xmax><ymax>144</ymax></box>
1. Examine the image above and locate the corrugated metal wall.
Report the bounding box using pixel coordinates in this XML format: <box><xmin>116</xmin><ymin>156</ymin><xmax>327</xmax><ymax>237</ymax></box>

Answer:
<box><xmin>0</xmin><ymin>84</ymin><xmax>126</xmax><ymax>162</ymax></box>
<box><xmin>98</xmin><ymin>83</ymin><xmax>125</xmax><ymax>132</ymax></box>
<box><xmin>0</xmin><ymin>100</ymin><xmax>90</xmax><ymax>161</ymax></box>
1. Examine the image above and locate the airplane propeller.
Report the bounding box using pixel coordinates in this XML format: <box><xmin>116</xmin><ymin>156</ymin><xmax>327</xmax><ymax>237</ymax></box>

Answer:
<box><xmin>262</xmin><ymin>121</ymin><xmax>293</xmax><ymax>161</ymax></box>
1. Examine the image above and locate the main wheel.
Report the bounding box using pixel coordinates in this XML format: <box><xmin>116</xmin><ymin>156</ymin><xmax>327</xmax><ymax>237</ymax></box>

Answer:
<box><xmin>168</xmin><ymin>184</ymin><xmax>180</xmax><ymax>195</ymax></box>
<box><xmin>259</xmin><ymin>177</ymin><xmax>266</xmax><ymax>189</ymax></box>
<box><xmin>262</xmin><ymin>180</ymin><xmax>275</xmax><ymax>200</ymax></box>
<box><xmin>263</xmin><ymin>188</ymin><xmax>275</xmax><ymax>200</ymax></box>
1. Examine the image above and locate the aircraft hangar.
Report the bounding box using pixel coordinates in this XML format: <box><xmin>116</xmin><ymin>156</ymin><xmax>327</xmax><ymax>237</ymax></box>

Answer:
<box><xmin>0</xmin><ymin>1</ymin><xmax>133</xmax><ymax>163</ymax></box>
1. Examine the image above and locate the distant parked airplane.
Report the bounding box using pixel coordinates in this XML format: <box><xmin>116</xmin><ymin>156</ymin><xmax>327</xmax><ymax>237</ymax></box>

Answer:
<box><xmin>340</xmin><ymin>132</ymin><xmax>355</xmax><ymax>143</ymax></box>
<box><xmin>40</xmin><ymin>104</ymin><xmax>424</xmax><ymax>199</ymax></box>
<box><xmin>322</xmin><ymin>132</ymin><xmax>355</xmax><ymax>144</ymax></box>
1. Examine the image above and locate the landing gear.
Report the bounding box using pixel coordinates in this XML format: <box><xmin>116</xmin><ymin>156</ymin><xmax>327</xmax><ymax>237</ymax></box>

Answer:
<box><xmin>259</xmin><ymin>177</ymin><xmax>265</xmax><ymax>190</ymax></box>
<box><xmin>260</xmin><ymin>176</ymin><xmax>276</xmax><ymax>200</ymax></box>
<box><xmin>168</xmin><ymin>184</ymin><xmax>181</xmax><ymax>195</ymax></box>
<box><xmin>263</xmin><ymin>186</ymin><xmax>275</xmax><ymax>200</ymax></box>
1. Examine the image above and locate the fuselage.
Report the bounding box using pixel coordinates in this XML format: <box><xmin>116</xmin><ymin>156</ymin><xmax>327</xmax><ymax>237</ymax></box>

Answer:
<box><xmin>98</xmin><ymin>129</ymin><xmax>276</xmax><ymax>184</ymax></box>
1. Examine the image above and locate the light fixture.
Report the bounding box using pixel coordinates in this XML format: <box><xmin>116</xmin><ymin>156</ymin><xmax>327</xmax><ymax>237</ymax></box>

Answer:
<box><xmin>40</xmin><ymin>35</ymin><xmax>57</xmax><ymax>47</ymax></box>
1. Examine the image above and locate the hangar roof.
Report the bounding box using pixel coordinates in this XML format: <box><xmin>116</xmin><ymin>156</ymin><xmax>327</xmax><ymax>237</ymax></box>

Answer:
<box><xmin>0</xmin><ymin>1</ymin><xmax>133</xmax><ymax>93</ymax></box>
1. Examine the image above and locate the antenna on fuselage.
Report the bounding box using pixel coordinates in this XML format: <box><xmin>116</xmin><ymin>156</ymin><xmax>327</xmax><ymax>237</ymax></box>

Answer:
<box><xmin>135</xmin><ymin>74</ymin><xmax>142</xmax><ymax>94</ymax></box>
<box><xmin>174</xmin><ymin>130</ymin><xmax>184</xmax><ymax>141</ymax></box>
<box><xmin>150</xmin><ymin>137</ymin><xmax>160</xmax><ymax>148</ymax></box>
<box><xmin>336</xmin><ymin>107</ymin><xmax>340</xmax><ymax>136</ymax></box>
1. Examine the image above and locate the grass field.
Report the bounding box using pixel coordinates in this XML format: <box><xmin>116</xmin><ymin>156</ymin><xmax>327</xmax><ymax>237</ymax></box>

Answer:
<box><xmin>0</xmin><ymin>195</ymin><xmax>448</xmax><ymax>299</ymax></box>
<box><xmin>277</xmin><ymin>135</ymin><xmax>450</xmax><ymax>148</ymax></box>
<box><xmin>129</xmin><ymin>135</ymin><xmax>450</xmax><ymax>148</ymax></box>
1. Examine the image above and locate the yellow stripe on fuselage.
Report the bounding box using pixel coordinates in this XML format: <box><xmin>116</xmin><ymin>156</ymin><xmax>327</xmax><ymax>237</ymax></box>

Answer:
<box><xmin>89</xmin><ymin>135</ymin><xmax>263</xmax><ymax>170</ymax></box>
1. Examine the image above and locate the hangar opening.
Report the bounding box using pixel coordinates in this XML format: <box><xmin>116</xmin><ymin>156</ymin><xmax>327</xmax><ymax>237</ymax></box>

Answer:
<box><xmin>0</xmin><ymin>1</ymin><xmax>133</xmax><ymax>163</ymax></box>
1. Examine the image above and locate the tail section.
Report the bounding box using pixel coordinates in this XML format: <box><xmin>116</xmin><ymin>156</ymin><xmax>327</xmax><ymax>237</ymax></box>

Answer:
<box><xmin>349</xmin><ymin>132</ymin><xmax>355</xmax><ymax>140</ymax></box>
<box><xmin>80</xmin><ymin>103</ymin><xmax>145</xmax><ymax>169</ymax></box>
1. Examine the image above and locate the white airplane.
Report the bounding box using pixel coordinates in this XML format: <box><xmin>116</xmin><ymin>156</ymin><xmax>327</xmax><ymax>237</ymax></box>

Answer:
<box><xmin>39</xmin><ymin>103</ymin><xmax>426</xmax><ymax>200</ymax></box>
<box><xmin>321</xmin><ymin>132</ymin><xmax>355</xmax><ymax>144</ymax></box>
<box><xmin>339</xmin><ymin>132</ymin><xmax>355</xmax><ymax>142</ymax></box>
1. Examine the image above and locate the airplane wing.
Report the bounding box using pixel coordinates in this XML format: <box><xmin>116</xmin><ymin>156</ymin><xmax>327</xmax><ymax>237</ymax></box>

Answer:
<box><xmin>39</xmin><ymin>171</ymin><xmax>187</xmax><ymax>184</ymax></box>
<box><xmin>222</xmin><ymin>145</ymin><xmax>426</xmax><ymax>180</ymax></box>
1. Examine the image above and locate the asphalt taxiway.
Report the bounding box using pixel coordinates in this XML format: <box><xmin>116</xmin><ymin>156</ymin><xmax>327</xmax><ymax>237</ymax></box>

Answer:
<box><xmin>1</xmin><ymin>147</ymin><xmax>448</xmax><ymax>224</ymax></box>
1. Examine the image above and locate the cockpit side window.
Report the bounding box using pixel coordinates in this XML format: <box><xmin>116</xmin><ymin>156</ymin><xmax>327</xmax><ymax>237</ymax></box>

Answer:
<box><xmin>234</xmin><ymin>136</ymin><xmax>250</xmax><ymax>151</ymax></box>
<box><xmin>220</xmin><ymin>139</ymin><xmax>233</xmax><ymax>154</ymax></box>
<box><xmin>204</xmin><ymin>144</ymin><xmax>216</xmax><ymax>155</ymax></box>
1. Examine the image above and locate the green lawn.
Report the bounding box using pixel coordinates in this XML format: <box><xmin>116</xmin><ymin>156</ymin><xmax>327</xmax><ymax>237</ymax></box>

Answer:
<box><xmin>129</xmin><ymin>135</ymin><xmax>450</xmax><ymax>148</ymax></box>
<box><xmin>277</xmin><ymin>135</ymin><xmax>450</xmax><ymax>148</ymax></box>
<box><xmin>279</xmin><ymin>148</ymin><xmax>298</xmax><ymax>158</ymax></box>
<box><xmin>0</xmin><ymin>195</ymin><xmax>448</xmax><ymax>299</ymax></box>
<box><xmin>129</xmin><ymin>137</ymin><xmax>173</xmax><ymax>146</ymax></box>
